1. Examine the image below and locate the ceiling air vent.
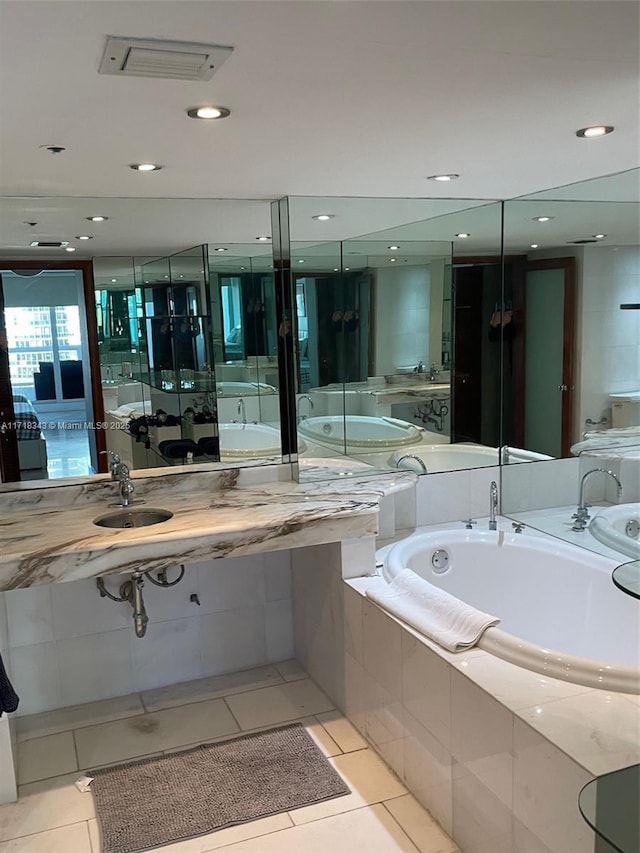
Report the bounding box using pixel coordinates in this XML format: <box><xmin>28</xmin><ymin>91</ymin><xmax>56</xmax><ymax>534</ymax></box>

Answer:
<box><xmin>98</xmin><ymin>36</ymin><xmax>233</xmax><ymax>81</ymax></box>
<box><xmin>568</xmin><ymin>239</ymin><xmax>598</xmax><ymax>244</ymax></box>
<box><xmin>29</xmin><ymin>241</ymin><xmax>68</xmax><ymax>248</ymax></box>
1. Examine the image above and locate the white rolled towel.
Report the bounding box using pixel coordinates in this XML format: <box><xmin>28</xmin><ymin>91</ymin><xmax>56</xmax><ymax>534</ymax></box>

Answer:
<box><xmin>366</xmin><ymin>569</ymin><xmax>500</xmax><ymax>653</ymax></box>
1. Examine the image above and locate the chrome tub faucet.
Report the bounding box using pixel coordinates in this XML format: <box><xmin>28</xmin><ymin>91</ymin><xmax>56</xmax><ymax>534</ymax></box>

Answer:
<box><xmin>572</xmin><ymin>468</ymin><xmax>623</xmax><ymax>531</ymax></box>
<box><xmin>297</xmin><ymin>394</ymin><xmax>314</xmax><ymax>422</ymax></box>
<box><xmin>237</xmin><ymin>398</ymin><xmax>246</xmax><ymax>425</ymax></box>
<box><xmin>395</xmin><ymin>454</ymin><xmax>428</xmax><ymax>474</ymax></box>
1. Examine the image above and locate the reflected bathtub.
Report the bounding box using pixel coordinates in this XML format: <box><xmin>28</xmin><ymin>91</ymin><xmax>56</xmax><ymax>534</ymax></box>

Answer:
<box><xmin>380</xmin><ymin>527</ymin><xmax>640</xmax><ymax>693</ymax></box>
<box><xmin>216</xmin><ymin>381</ymin><xmax>277</xmax><ymax>396</ymax></box>
<box><xmin>590</xmin><ymin>502</ymin><xmax>640</xmax><ymax>560</ymax></box>
<box><xmin>298</xmin><ymin>415</ymin><xmax>423</xmax><ymax>453</ymax></box>
<box><xmin>218</xmin><ymin>423</ymin><xmax>305</xmax><ymax>459</ymax></box>
<box><xmin>389</xmin><ymin>443</ymin><xmax>553</xmax><ymax>472</ymax></box>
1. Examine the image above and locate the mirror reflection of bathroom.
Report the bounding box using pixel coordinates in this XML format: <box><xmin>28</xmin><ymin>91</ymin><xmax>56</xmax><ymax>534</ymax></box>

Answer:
<box><xmin>500</xmin><ymin>169</ymin><xmax>640</xmax><ymax>562</ymax></box>
<box><xmin>284</xmin><ymin>197</ymin><xmax>520</xmax><ymax>478</ymax></box>
<box><xmin>97</xmin><ymin>243</ymin><xmax>282</xmax><ymax>471</ymax></box>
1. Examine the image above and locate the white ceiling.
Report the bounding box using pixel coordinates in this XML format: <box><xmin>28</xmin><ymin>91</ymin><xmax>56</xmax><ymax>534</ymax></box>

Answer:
<box><xmin>0</xmin><ymin>0</ymin><xmax>638</xmax><ymax>259</ymax></box>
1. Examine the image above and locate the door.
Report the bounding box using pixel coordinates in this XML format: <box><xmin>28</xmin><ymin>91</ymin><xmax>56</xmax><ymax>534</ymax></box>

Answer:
<box><xmin>519</xmin><ymin>258</ymin><xmax>576</xmax><ymax>457</ymax></box>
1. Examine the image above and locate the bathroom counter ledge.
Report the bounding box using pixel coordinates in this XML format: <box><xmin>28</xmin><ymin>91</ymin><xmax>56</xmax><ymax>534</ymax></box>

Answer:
<box><xmin>0</xmin><ymin>466</ymin><xmax>414</xmax><ymax>590</ymax></box>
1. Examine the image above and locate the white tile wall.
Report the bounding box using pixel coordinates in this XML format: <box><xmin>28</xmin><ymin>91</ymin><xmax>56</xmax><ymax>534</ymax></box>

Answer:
<box><xmin>4</xmin><ymin>552</ymin><xmax>293</xmax><ymax>716</ymax></box>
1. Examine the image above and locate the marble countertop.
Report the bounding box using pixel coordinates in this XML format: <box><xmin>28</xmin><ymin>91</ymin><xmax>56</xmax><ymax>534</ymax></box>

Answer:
<box><xmin>0</xmin><ymin>464</ymin><xmax>415</xmax><ymax>591</ymax></box>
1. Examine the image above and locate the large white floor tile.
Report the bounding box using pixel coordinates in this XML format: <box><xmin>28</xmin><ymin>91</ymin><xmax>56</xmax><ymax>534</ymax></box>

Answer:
<box><xmin>384</xmin><ymin>795</ymin><xmax>460</xmax><ymax>853</ymax></box>
<box><xmin>16</xmin><ymin>694</ymin><xmax>144</xmax><ymax>741</ymax></box>
<box><xmin>0</xmin><ymin>773</ymin><xmax>95</xmax><ymax>842</ymax></box>
<box><xmin>225</xmin><ymin>679</ymin><xmax>334</xmax><ymax>730</ymax></box>
<box><xmin>316</xmin><ymin>710</ymin><xmax>368</xmax><ymax>753</ymax></box>
<box><xmin>290</xmin><ymin>748</ymin><xmax>406</xmax><ymax>825</ymax></box>
<box><xmin>74</xmin><ymin>699</ymin><xmax>238</xmax><ymax>768</ymax></box>
<box><xmin>17</xmin><ymin>732</ymin><xmax>77</xmax><ymax>785</ymax></box>
<box><xmin>141</xmin><ymin>666</ymin><xmax>283</xmax><ymax>712</ymax></box>
<box><xmin>0</xmin><ymin>822</ymin><xmax>92</xmax><ymax>853</ymax></box>
<box><xmin>216</xmin><ymin>804</ymin><xmax>420</xmax><ymax>853</ymax></box>
<box><xmin>88</xmin><ymin>813</ymin><xmax>294</xmax><ymax>853</ymax></box>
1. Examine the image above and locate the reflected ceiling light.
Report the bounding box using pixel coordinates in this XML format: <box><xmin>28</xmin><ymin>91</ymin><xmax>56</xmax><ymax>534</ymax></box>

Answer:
<box><xmin>333</xmin><ymin>268</ymin><xmax>339</xmax><ymax>271</ymax></box>
<box><xmin>129</xmin><ymin>163</ymin><xmax>162</xmax><ymax>172</ymax></box>
<box><xmin>240</xmin><ymin>266</ymin><xmax>246</xmax><ymax>270</ymax></box>
<box><xmin>298</xmin><ymin>259</ymin><xmax>305</xmax><ymax>263</ymax></box>
<box><xmin>426</xmin><ymin>173</ymin><xmax>459</xmax><ymax>181</ymax></box>
<box><xmin>87</xmin><ymin>216</ymin><xmax>108</xmax><ymax>222</ymax></box>
<box><xmin>187</xmin><ymin>106</ymin><xmax>231</xmax><ymax>120</ymax></box>
<box><xmin>575</xmin><ymin>125</ymin><xmax>614</xmax><ymax>138</ymax></box>
<box><xmin>389</xmin><ymin>258</ymin><xmax>397</xmax><ymax>262</ymax></box>
<box><xmin>455</xmin><ymin>233</ymin><xmax>470</xmax><ymax>238</ymax></box>
<box><xmin>256</xmin><ymin>236</ymin><xmax>270</xmax><ymax>241</ymax></box>
<box><xmin>214</xmin><ymin>247</ymin><xmax>228</xmax><ymax>252</ymax></box>
<box><xmin>111</xmin><ymin>278</ymin><xmax>117</xmax><ymax>282</ymax></box>
<box><xmin>593</xmin><ymin>234</ymin><xmax>607</xmax><ymax>239</ymax></box>
<box><xmin>388</xmin><ymin>245</ymin><xmax>400</xmax><ymax>250</ymax></box>
<box><xmin>530</xmin><ymin>244</ymin><xmax>539</xmax><ymax>249</ymax></box>
<box><xmin>533</xmin><ymin>216</ymin><xmax>553</xmax><ymax>222</ymax></box>
<box><xmin>76</xmin><ymin>235</ymin><xmax>92</xmax><ymax>240</ymax></box>
<box><xmin>65</xmin><ymin>246</ymin><xmax>76</xmax><ymax>252</ymax></box>
<box><xmin>344</xmin><ymin>267</ymin><xmax>350</xmax><ymax>271</ymax></box>
<box><xmin>312</xmin><ymin>214</ymin><xmax>334</xmax><ymax>221</ymax></box>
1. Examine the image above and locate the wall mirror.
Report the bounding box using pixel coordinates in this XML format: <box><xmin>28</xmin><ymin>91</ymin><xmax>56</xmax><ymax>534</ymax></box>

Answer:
<box><xmin>282</xmin><ymin>196</ymin><xmax>524</xmax><ymax>480</ymax></box>
<box><xmin>0</xmin><ymin>197</ymin><xmax>286</xmax><ymax>487</ymax></box>
<box><xmin>500</xmin><ymin>168</ymin><xmax>640</xmax><ymax>562</ymax></box>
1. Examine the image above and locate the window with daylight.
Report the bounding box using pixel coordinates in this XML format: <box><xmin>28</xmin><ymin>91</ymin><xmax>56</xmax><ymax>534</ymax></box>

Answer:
<box><xmin>6</xmin><ymin>305</ymin><xmax>82</xmax><ymax>387</ymax></box>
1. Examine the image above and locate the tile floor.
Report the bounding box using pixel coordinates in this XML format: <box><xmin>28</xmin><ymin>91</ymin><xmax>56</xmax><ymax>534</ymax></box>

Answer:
<box><xmin>1</xmin><ymin>661</ymin><xmax>460</xmax><ymax>853</ymax></box>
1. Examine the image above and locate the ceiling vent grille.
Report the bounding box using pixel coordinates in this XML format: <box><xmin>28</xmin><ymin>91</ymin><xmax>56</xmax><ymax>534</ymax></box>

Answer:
<box><xmin>29</xmin><ymin>241</ymin><xmax>68</xmax><ymax>248</ymax></box>
<box><xmin>98</xmin><ymin>36</ymin><xmax>234</xmax><ymax>81</ymax></box>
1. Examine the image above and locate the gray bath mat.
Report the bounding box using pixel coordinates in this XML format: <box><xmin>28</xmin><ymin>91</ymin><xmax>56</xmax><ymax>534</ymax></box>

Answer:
<box><xmin>90</xmin><ymin>722</ymin><xmax>350</xmax><ymax>853</ymax></box>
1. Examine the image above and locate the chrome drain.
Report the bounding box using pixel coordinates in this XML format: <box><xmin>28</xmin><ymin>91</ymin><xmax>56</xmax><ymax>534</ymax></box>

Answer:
<box><xmin>625</xmin><ymin>518</ymin><xmax>640</xmax><ymax>539</ymax></box>
<box><xmin>431</xmin><ymin>549</ymin><xmax>450</xmax><ymax>572</ymax></box>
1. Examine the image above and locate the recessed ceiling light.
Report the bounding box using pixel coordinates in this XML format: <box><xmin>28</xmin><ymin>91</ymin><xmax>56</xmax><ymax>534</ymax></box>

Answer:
<box><xmin>388</xmin><ymin>245</ymin><xmax>400</xmax><ymax>250</ymax></box>
<box><xmin>455</xmin><ymin>233</ymin><xmax>470</xmax><ymax>238</ymax></box>
<box><xmin>256</xmin><ymin>236</ymin><xmax>270</xmax><ymax>242</ymax></box>
<box><xmin>389</xmin><ymin>258</ymin><xmax>397</xmax><ymax>262</ymax></box>
<box><xmin>344</xmin><ymin>267</ymin><xmax>350</xmax><ymax>271</ymax></box>
<box><xmin>129</xmin><ymin>163</ymin><xmax>162</xmax><ymax>171</ymax></box>
<box><xmin>426</xmin><ymin>174</ymin><xmax>459</xmax><ymax>182</ymax></box>
<box><xmin>187</xmin><ymin>106</ymin><xmax>231</xmax><ymax>120</ymax></box>
<box><xmin>240</xmin><ymin>266</ymin><xmax>246</xmax><ymax>270</ymax></box>
<box><xmin>333</xmin><ymin>268</ymin><xmax>339</xmax><ymax>272</ymax></box>
<box><xmin>298</xmin><ymin>259</ymin><xmax>305</xmax><ymax>264</ymax></box>
<box><xmin>111</xmin><ymin>278</ymin><xmax>117</xmax><ymax>282</ymax></box>
<box><xmin>530</xmin><ymin>244</ymin><xmax>539</xmax><ymax>249</ymax></box>
<box><xmin>575</xmin><ymin>125</ymin><xmax>614</xmax><ymax>138</ymax></box>
<box><xmin>593</xmin><ymin>234</ymin><xmax>607</xmax><ymax>239</ymax></box>
<box><xmin>312</xmin><ymin>214</ymin><xmax>334</xmax><ymax>221</ymax></box>
<box><xmin>76</xmin><ymin>235</ymin><xmax>93</xmax><ymax>240</ymax></box>
<box><xmin>533</xmin><ymin>216</ymin><xmax>554</xmax><ymax>222</ymax></box>
<box><xmin>65</xmin><ymin>246</ymin><xmax>76</xmax><ymax>252</ymax></box>
<box><xmin>214</xmin><ymin>247</ymin><xmax>228</xmax><ymax>252</ymax></box>
<box><xmin>87</xmin><ymin>216</ymin><xmax>108</xmax><ymax>222</ymax></box>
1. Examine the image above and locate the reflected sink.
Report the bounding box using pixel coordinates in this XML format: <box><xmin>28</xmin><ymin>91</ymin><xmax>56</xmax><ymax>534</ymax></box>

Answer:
<box><xmin>93</xmin><ymin>508</ymin><xmax>174</xmax><ymax>529</ymax></box>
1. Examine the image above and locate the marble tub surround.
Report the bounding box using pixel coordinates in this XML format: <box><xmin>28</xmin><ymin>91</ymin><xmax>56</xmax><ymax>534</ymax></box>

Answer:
<box><xmin>291</xmin><ymin>539</ymin><xmax>638</xmax><ymax>853</ymax></box>
<box><xmin>0</xmin><ymin>467</ymin><xmax>415</xmax><ymax>591</ymax></box>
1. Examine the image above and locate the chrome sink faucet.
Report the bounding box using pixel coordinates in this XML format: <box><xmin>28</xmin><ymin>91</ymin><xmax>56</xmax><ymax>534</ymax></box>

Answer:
<box><xmin>489</xmin><ymin>480</ymin><xmax>498</xmax><ymax>530</ymax></box>
<box><xmin>237</xmin><ymin>398</ymin><xmax>246</xmax><ymax>426</ymax></box>
<box><xmin>100</xmin><ymin>449</ymin><xmax>121</xmax><ymax>480</ymax></box>
<box><xmin>114</xmin><ymin>461</ymin><xmax>135</xmax><ymax>507</ymax></box>
<box><xmin>297</xmin><ymin>394</ymin><xmax>314</xmax><ymax>422</ymax></box>
<box><xmin>572</xmin><ymin>468</ymin><xmax>622</xmax><ymax>531</ymax></box>
<box><xmin>429</xmin><ymin>364</ymin><xmax>439</xmax><ymax>382</ymax></box>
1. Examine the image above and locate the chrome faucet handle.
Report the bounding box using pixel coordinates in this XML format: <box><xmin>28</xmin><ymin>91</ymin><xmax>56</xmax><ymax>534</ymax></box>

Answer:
<box><xmin>511</xmin><ymin>521</ymin><xmax>526</xmax><ymax>533</ymax></box>
<box><xmin>461</xmin><ymin>519</ymin><xmax>477</xmax><ymax>529</ymax></box>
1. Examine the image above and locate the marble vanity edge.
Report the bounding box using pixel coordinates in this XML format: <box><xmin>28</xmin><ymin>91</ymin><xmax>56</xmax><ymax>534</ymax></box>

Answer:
<box><xmin>0</xmin><ymin>470</ymin><xmax>415</xmax><ymax>590</ymax></box>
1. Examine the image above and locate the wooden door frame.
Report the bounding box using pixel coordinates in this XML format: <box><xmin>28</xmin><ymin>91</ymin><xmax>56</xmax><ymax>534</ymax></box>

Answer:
<box><xmin>523</xmin><ymin>257</ymin><xmax>576</xmax><ymax>457</ymax></box>
<box><xmin>0</xmin><ymin>259</ymin><xmax>106</xmax><ymax>481</ymax></box>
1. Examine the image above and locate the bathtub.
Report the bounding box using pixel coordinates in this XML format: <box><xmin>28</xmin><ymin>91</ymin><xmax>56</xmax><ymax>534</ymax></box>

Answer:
<box><xmin>380</xmin><ymin>528</ymin><xmax>640</xmax><ymax>693</ymax></box>
<box><xmin>216</xmin><ymin>381</ymin><xmax>277</xmax><ymax>396</ymax></box>
<box><xmin>218</xmin><ymin>423</ymin><xmax>306</xmax><ymax>459</ymax></box>
<box><xmin>590</xmin><ymin>502</ymin><xmax>640</xmax><ymax>559</ymax></box>
<box><xmin>298</xmin><ymin>415</ymin><xmax>423</xmax><ymax>452</ymax></box>
<box><xmin>388</xmin><ymin>443</ymin><xmax>553</xmax><ymax>473</ymax></box>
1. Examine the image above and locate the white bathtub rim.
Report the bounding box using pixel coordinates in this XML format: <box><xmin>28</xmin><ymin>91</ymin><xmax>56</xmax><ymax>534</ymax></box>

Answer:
<box><xmin>377</xmin><ymin>526</ymin><xmax>640</xmax><ymax>695</ymax></box>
